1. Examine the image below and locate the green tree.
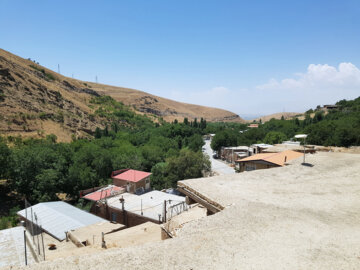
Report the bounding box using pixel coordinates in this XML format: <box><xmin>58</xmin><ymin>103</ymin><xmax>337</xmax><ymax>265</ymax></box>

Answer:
<box><xmin>187</xmin><ymin>134</ymin><xmax>204</xmax><ymax>152</ymax></box>
<box><xmin>94</xmin><ymin>127</ymin><xmax>102</xmax><ymax>138</ymax></box>
<box><xmin>211</xmin><ymin>130</ymin><xmax>238</xmax><ymax>151</ymax></box>
<box><xmin>263</xmin><ymin>131</ymin><xmax>287</xmax><ymax>144</ymax></box>
<box><xmin>166</xmin><ymin>149</ymin><xmax>211</xmax><ymax>187</ymax></box>
<box><xmin>150</xmin><ymin>162</ymin><xmax>169</xmax><ymax>190</ymax></box>
<box><xmin>0</xmin><ymin>140</ymin><xmax>11</xmax><ymax>178</ymax></box>
<box><xmin>183</xmin><ymin>117</ymin><xmax>189</xmax><ymax>125</ymax></box>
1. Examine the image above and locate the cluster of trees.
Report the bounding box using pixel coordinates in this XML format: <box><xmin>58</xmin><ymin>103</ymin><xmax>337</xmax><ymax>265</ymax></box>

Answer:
<box><xmin>0</xmin><ymin>96</ymin><xmax>211</xmax><ymax>207</ymax></box>
<box><xmin>1</xmin><ymin>95</ymin><xmax>359</xmax><ymax>219</ymax></box>
<box><xmin>210</xmin><ymin>96</ymin><xmax>360</xmax><ymax>150</ymax></box>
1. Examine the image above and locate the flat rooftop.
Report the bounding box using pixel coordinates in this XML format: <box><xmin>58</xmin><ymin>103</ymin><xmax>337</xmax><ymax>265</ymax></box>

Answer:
<box><xmin>0</xmin><ymin>227</ymin><xmax>35</xmax><ymax>267</ymax></box>
<box><xmin>7</xmin><ymin>152</ymin><xmax>360</xmax><ymax>270</ymax></box>
<box><xmin>70</xmin><ymin>222</ymin><xmax>125</xmax><ymax>245</ymax></box>
<box><xmin>107</xmin><ymin>190</ymin><xmax>186</xmax><ymax>221</ymax></box>
<box><xmin>103</xmin><ymin>222</ymin><xmax>162</xmax><ymax>249</ymax></box>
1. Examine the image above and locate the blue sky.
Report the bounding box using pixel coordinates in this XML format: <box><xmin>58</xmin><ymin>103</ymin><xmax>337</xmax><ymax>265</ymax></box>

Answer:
<box><xmin>1</xmin><ymin>0</ymin><xmax>360</xmax><ymax>117</ymax></box>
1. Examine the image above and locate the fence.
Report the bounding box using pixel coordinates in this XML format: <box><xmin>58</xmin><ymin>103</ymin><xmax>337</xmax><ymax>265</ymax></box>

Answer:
<box><xmin>167</xmin><ymin>201</ymin><xmax>188</xmax><ymax>220</ymax></box>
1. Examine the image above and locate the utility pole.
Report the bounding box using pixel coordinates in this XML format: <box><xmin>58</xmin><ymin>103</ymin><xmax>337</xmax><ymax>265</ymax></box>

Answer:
<box><xmin>95</xmin><ymin>75</ymin><xmax>98</xmax><ymax>83</ymax></box>
<box><xmin>141</xmin><ymin>199</ymin><xmax>143</xmax><ymax>216</ymax></box>
<box><xmin>120</xmin><ymin>197</ymin><xmax>126</xmax><ymax>226</ymax></box>
<box><xmin>58</xmin><ymin>64</ymin><xmax>60</xmax><ymax>74</ymax></box>
<box><xmin>34</xmin><ymin>213</ymin><xmax>40</xmax><ymax>255</ymax></box>
<box><xmin>163</xmin><ymin>200</ymin><xmax>167</xmax><ymax>222</ymax></box>
<box><xmin>21</xmin><ymin>221</ymin><xmax>27</xmax><ymax>266</ymax></box>
<box><xmin>295</xmin><ymin>134</ymin><xmax>308</xmax><ymax>164</ymax></box>
<box><xmin>41</xmin><ymin>226</ymin><xmax>45</xmax><ymax>261</ymax></box>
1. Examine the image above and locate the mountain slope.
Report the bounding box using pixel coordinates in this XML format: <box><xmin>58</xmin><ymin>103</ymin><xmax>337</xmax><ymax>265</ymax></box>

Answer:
<box><xmin>87</xmin><ymin>82</ymin><xmax>244</xmax><ymax>123</ymax></box>
<box><xmin>253</xmin><ymin>112</ymin><xmax>303</xmax><ymax>123</ymax></box>
<box><xmin>0</xmin><ymin>49</ymin><xmax>244</xmax><ymax>141</ymax></box>
<box><xmin>0</xmin><ymin>49</ymin><xmax>105</xmax><ymax>142</ymax></box>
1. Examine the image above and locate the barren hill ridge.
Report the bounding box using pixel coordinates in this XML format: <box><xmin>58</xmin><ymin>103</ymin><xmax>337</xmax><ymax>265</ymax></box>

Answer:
<box><xmin>253</xmin><ymin>112</ymin><xmax>303</xmax><ymax>123</ymax></box>
<box><xmin>87</xmin><ymin>82</ymin><xmax>244</xmax><ymax>123</ymax></box>
<box><xmin>0</xmin><ymin>49</ymin><xmax>244</xmax><ymax>141</ymax></box>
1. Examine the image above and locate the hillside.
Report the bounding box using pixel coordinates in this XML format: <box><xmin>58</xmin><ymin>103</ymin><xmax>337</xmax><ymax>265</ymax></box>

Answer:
<box><xmin>253</xmin><ymin>112</ymin><xmax>302</xmax><ymax>123</ymax></box>
<box><xmin>0</xmin><ymin>49</ymin><xmax>244</xmax><ymax>141</ymax></box>
<box><xmin>87</xmin><ymin>82</ymin><xmax>244</xmax><ymax>123</ymax></box>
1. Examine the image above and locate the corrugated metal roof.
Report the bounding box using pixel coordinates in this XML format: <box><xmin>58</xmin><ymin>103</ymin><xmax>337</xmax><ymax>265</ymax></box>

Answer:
<box><xmin>83</xmin><ymin>185</ymin><xmax>125</xmax><ymax>201</ymax></box>
<box><xmin>17</xmin><ymin>201</ymin><xmax>105</xmax><ymax>241</ymax></box>
<box><xmin>107</xmin><ymin>191</ymin><xmax>185</xmax><ymax>221</ymax></box>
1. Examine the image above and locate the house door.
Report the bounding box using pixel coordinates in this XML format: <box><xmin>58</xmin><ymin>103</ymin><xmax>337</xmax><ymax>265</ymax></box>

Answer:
<box><xmin>145</xmin><ymin>179</ymin><xmax>150</xmax><ymax>190</ymax></box>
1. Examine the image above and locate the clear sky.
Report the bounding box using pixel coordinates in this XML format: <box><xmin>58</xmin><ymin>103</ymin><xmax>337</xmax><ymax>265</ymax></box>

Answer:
<box><xmin>1</xmin><ymin>0</ymin><xmax>360</xmax><ymax>118</ymax></box>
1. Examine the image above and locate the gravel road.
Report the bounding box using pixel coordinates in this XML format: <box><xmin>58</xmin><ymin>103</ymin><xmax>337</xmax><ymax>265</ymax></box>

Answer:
<box><xmin>203</xmin><ymin>140</ymin><xmax>235</xmax><ymax>175</ymax></box>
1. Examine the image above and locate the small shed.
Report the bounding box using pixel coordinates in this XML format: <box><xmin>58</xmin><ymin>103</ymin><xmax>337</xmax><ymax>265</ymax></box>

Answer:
<box><xmin>17</xmin><ymin>201</ymin><xmax>106</xmax><ymax>241</ymax></box>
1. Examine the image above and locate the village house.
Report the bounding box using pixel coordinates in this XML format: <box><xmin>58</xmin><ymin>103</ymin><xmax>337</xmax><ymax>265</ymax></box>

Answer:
<box><xmin>235</xmin><ymin>150</ymin><xmax>303</xmax><ymax>172</ymax></box>
<box><xmin>0</xmin><ymin>200</ymin><xmax>170</xmax><ymax>267</ymax></box>
<box><xmin>251</xmin><ymin>143</ymin><xmax>273</xmax><ymax>154</ymax></box>
<box><xmin>111</xmin><ymin>169</ymin><xmax>151</xmax><ymax>194</ymax></box>
<box><xmin>220</xmin><ymin>146</ymin><xmax>252</xmax><ymax>163</ymax></box>
<box><xmin>323</xmin><ymin>104</ymin><xmax>338</xmax><ymax>110</ymax></box>
<box><xmin>248</xmin><ymin>123</ymin><xmax>259</xmax><ymax>128</ymax></box>
<box><xmin>90</xmin><ymin>190</ymin><xmax>187</xmax><ymax>228</ymax></box>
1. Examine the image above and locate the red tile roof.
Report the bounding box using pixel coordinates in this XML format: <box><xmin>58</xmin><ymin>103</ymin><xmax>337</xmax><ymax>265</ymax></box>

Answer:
<box><xmin>83</xmin><ymin>186</ymin><xmax>124</xmax><ymax>201</ymax></box>
<box><xmin>112</xmin><ymin>169</ymin><xmax>151</xmax><ymax>183</ymax></box>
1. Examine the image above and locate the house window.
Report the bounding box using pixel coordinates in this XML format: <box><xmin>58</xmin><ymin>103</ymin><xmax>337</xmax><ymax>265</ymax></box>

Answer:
<box><xmin>245</xmin><ymin>164</ymin><xmax>256</xmax><ymax>171</ymax></box>
<box><xmin>146</xmin><ymin>179</ymin><xmax>150</xmax><ymax>184</ymax></box>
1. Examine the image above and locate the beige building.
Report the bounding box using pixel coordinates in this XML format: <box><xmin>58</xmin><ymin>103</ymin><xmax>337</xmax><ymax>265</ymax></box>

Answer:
<box><xmin>236</xmin><ymin>150</ymin><xmax>303</xmax><ymax>172</ymax></box>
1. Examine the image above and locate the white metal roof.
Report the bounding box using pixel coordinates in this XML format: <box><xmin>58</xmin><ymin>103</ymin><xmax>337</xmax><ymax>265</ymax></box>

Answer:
<box><xmin>17</xmin><ymin>201</ymin><xmax>105</xmax><ymax>241</ymax></box>
<box><xmin>252</xmin><ymin>143</ymin><xmax>273</xmax><ymax>148</ymax></box>
<box><xmin>223</xmin><ymin>146</ymin><xmax>251</xmax><ymax>150</ymax></box>
<box><xmin>107</xmin><ymin>190</ymin><xmax>186</xmax><ymax>221</ymax></box>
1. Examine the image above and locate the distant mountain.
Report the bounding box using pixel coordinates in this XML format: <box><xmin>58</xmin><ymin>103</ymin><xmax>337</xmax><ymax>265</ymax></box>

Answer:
<box><xmin>0</xmin><ymin>49</ymin><xmax>245</xmax><ymax>141</ymax></box>
<box><xmin>85</xmin><ymin>82</ymin><xmax>245</xmax><ymax>123</ymax></box>
<box><xmin>253</xmin><ymin>112</ymin><xmax>303</xmax><ymax>123</ymax></box>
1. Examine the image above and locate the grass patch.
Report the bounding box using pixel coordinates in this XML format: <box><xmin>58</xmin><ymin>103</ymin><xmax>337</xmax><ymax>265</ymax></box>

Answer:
<box><xmin>29</xmin><ymin>64</ymin><xmax>56</xmax><ymax>81</ymax></box>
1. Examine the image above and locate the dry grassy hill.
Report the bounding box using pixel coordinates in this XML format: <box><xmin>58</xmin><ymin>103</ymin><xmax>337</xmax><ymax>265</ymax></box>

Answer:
<box><xmin>87</xmin><ymin>82</ymin><xmax>244</xmax><ymax>123</ymax></box>
<box><xmin>0</xmin><ymin>49</ymin><xmax>244</xmax><ymax>141</ymax></box>
<box><xmin>253</xmin><ymin>112</ymin><xmax>303</xmax><ymax>123</ymax></box>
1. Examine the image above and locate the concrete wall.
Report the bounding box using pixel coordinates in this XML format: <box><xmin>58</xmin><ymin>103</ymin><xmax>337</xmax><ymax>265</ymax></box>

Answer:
<box><xmin>90</xmin><ymin>202</ymin><xmax>160</xmax><ymax>228</ymax></box>
<box><xmin>113</xmin><ymin>177</ymin><xmax>150</xmax><ymax>193</ymax></box>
